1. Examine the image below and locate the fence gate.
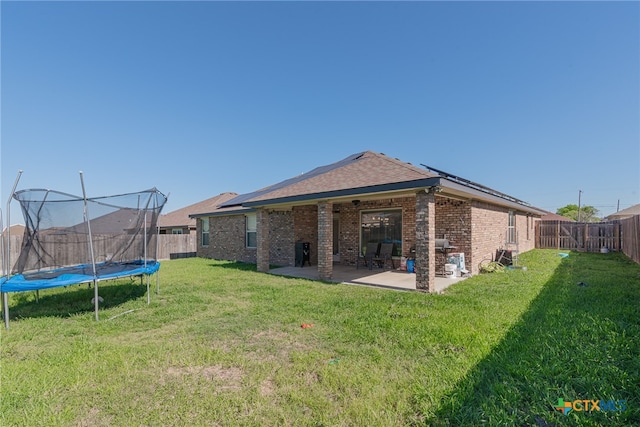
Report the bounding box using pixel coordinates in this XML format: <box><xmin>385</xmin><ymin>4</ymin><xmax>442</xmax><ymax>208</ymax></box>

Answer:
<box><xmin>536</xmin><ymin>220</ymin><xmax>621</xmax><ymax>252</ymax></box>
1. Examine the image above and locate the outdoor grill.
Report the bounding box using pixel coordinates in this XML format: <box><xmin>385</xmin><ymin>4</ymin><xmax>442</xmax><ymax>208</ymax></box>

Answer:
<box><xmin>435</xmin><ymin>238</ymin><xmax>456</xmax><ymax>253</ymax></box>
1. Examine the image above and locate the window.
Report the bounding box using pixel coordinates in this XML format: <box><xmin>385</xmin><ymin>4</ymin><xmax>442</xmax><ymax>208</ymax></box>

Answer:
<box><xmin>246</xmin><ymin>213</ymin><xmax>257</xmax><ymax>248</ymax></box>
<box><xmin>201</xmin><ymin>218</ymin><xmax>210</xmax><ymax>247</ymax></box>
<box><xmin>507</xmin><ymin>211</ymin><xmax>516</xmax><ymax>243</ymax></box>
<box><xmin>360</xmin><ymin>210</ymin><xmax>402</xmax><ymax>257</ymax></box>
<box><xmin>171</xmin><ymin>228</ymin><xmax>183</xmax><ymax>235</ymax></box>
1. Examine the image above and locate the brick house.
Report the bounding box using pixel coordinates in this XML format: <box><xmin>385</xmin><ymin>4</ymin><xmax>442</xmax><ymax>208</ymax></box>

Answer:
<box><xmin>190</xmin><ymin>151</ymin><xmax>544</xmax><ymax>292</ymax></box>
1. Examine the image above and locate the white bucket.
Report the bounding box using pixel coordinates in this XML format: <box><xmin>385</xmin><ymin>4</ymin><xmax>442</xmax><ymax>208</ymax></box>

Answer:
<box><xmin>445</xmin><ymin>263</ymin><xmax>458</xmax><ymax>278</ymax></box>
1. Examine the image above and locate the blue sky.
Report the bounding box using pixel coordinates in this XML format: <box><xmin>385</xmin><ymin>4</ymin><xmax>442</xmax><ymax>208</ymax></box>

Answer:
<box><xmin>1</xmin><ymin>1</ymin><xmax>638</xmax><ymax>225</ymax></box>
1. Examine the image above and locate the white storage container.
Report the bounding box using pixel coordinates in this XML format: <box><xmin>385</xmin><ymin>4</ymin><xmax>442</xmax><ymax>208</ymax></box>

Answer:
<box><xmin>444</xmin><ymin>263</ymin><xmax>458</xmax><ymax>278</ymax></box>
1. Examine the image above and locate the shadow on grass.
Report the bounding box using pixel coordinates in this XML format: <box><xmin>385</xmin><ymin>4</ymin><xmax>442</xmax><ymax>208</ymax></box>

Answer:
<box><xmin>5</xmin><ymin>279</ymin><xmax>147</xmax><ymax>320</ymax></box>
<box><xmin>426</xmin><ymin>252</ymin><xmax>640</xmax><ymax>426</ymax></box>
<box><xmin>206</xmin><ymin>260</ymin><xmax>258</xmax><ymax>272</ymax></box>
<box><xmin>208</xmin><ymin>260</ymin><xmax>340</xmax><ymax>287</ymax></box>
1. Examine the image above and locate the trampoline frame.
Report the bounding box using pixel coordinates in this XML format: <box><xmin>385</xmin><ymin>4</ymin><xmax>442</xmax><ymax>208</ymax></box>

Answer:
<box><xmin>1</xmin><ymin>171</ymin><xmax>166</xmax><ymax>328</ymax></box>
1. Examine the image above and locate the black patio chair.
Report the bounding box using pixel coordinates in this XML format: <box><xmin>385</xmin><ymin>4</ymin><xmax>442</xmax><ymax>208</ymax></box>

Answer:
<box><xmin>375</xmin><ymin>243</ymin><xmax>395</xmax><ymax>269</ymax></box>
<box><xmin>356</xmin><ymin>242</ymin><xmax>380</xmax><ymax>270</ymax></box>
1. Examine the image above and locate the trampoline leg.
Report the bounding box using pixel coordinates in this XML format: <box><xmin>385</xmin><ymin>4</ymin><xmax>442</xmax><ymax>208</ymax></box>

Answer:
<box><xmin>94</xmin><ymin>279</ymin><xmax>99</xmax><ymax>321</ymax></box>
<box><xmin>3</xmin><ymin>292</ymin><xmax>9</xmax><ymax>329</ymax></box>
<box><xmin>146</xmin><ymin>275</ymin><xmax>150</xmax><ymax>305</ymax></box>
<box><xmin>36</xmin><ymin>290</ymin><xmax>39</xmax><ymax>303</ymax></box>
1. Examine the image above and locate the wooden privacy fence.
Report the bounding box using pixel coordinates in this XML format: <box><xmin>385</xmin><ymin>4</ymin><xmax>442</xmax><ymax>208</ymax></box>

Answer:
<box><xmin>1</xmin><ymin>235</ymin><xmax>23</xmax><ymax>274</ymax></box>
<box><xmin>1</xmin><ymin>233</ymin><xmax>196</xmax><ymax>273</ymax></box>
<box><xmin>157</xmin><ymin>234</ymin><xmax>197</xmax><ymax>260</ymax></box>
<box><xmin>536</xmin><ymin>220</ymin><xmax>622</xmax><ymax>252</ymax></box>
<box><xmin>536</xmin><ymin>216</ymin><xmax>640</xmax><ymax>264</ymax></box>
<box><xmin>620</xmin><ymin>215</ymin><xmax>640</xmax><ymax>264</ymax></box>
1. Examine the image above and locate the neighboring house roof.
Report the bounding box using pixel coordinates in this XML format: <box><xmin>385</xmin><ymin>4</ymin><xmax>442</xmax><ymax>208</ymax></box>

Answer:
<box><xmin>605</xmin><ymin>203</ymin><xmax>640</xmax><ymax>220</ymax></box>
<box><xmin>61</xmin><ymin>209</ymin><xmax>148</xmax><ymax>234</ymax></box>
<box><xmin>192</xmin><ymin>151</ymin><xmax>544</xmax><ymax>218</ymax></box>
<box><xmin>160</xmin><ymin>192</ymin><xmax>238</xmax><ymax>229</ymax></box>
<box><xmin>1</xmin><ymin>224</ymin><xmax>26</xmax><ymax>237</ymax></box>
<box><xmin>539</xmin><ymin>210</ymin><xmax>575</xmax><ymax>222</ymax></box>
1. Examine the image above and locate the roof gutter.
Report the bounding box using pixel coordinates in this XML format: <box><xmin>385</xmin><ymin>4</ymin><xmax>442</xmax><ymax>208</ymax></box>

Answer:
<box><xmin>190</xmin><ymin>177</ymin><xmax>544</xmax><ymax>217</ymax></box>
<box><xmin>189</xmin><ymin>206</ymin><xmax>256</xmax><ymax>219</ymax></box>
<box><xmin>242</xmin><ymin>177</ymin><xmax>442</xmax><ymax>208</ymax></box>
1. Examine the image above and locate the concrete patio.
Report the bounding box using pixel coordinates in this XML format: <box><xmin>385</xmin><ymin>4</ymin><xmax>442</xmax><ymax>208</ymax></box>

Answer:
<box><xmin>268</xmin><ymin>263</ymin><xmax>466</xmax><ymax>293</ymax></box>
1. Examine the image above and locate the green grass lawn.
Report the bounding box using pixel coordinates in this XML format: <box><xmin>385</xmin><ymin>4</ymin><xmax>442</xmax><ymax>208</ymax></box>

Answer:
<box><xmin>1</xmin><ymin>249</ymin><xmax>638</xmax><ymax>426</ymax></box>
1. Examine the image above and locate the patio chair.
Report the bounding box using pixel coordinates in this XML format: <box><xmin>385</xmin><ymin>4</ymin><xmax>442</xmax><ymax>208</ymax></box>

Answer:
<box><xmin>375</xmin><ymin>243</ymin><xmax>395</xmax><ymax>269</ymax></box>
<box><xmin>356</xmin><ymin>242</ymin><xmax>380</xmax><ymax>270</ymax></box>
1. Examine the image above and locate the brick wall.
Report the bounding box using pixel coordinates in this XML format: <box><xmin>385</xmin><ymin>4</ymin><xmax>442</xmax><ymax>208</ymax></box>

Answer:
<box><xmin>317</xmin><ymin>202</ymin><xmax>333</xmax><ymax>280</ymax></box>
<box><xmin>269</xmin><ymin>210</ymin><xmax>294</xmax><ymax>266</ymax></box>
<box><xmin>195</xmin><ymin>196</ymin><xmax>539</xmax><ymax>274</ymax></box>
<box><xmin>415</xmin><ymin>191</ymin><xmax>436</xmax><ymax>291</ymax></box>
<box><xmin>293</xmin><ymin>205</ymin><xmax>318</xmax><ymax>265</ymax></box>
<box><xmin>256</xmin><ymin>209</ymin><xmax>270</xmax><ymax>272</ymax></box>
<box><xmin>401</xmin><ymin>199</ymin><xmax>417</xmax><ymax>261</ymax></box>
<box><xmin>197</xmin><ymin>211</ymin><xmax>295</xmax><ymax>266</ymax></box>
<box><xmin>336</xmin><ymin>202</ymin><xmax>359</xmax><ymax>263</ymax></box>
<box><xmin>196</xmin><ymin>215</ymin><xmax>257</xmax><ymax>263</ymax></box>
<box><xmin>470</xmin><ymin>202</ymin><xmax>507</xmax><ymax>274</ymax></box>
<box><xmin>470</xmin><ymin>201</ymin><xmax>537</xmax><ymax>274</ymax></box>
<box><xmin>515</xmin><ymin>214</ymin><xmax>537</xmax><ymax>253</ymax></box>
<box><xmin>435</xmin><ymin>197</ymin><xmax>472</xmax><ymax>273</ymax></box>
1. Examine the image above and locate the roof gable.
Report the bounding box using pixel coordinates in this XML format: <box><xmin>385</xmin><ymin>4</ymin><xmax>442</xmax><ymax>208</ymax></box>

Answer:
<box><xmin>223</xmin><ymin>151</ymin><xmax>435</xmax><ymax>206</ymax></box>
<box><xmin>1</xmin><ymin>224</ymin><xmax>25</xmax><ymax>237</ymax></box>
<box><xmin>215</xmin><ymin>150</ymin><xmax>543</xmax><ymax>215</ymax></box>
<box><xmin>159</xmin><ymin>192</ymin><xmax>238</xmax><ymax>228</ymax></box>
<box><xmin>540</xmin><ymin>210</ymin><xmax>575</xmax><ymax>221</ymax></box>
<box><xmin>606</xmin><ymin>203</ymin><xmax>640</xmax><ymax>219</ymax></box>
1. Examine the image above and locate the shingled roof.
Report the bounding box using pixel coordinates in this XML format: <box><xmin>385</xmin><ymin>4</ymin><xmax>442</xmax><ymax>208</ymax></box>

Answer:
<box><xmin>221</xmin><ymin>151</ymin><xmax>436</xmax><ymax>207</ymax></box>
<box><xmin>159</xmin><ymin>192</ymin><xmax>238</xmax><ymax>229</ymax></box>
<box><xmin>1</xmin><ymin>224</ymin><xmax>25</xmax><ymax>237</ymax></box>
<box><xmin>194</xmin><ymin>151</ymin><xmax>545</xmax><ymax>217</ymax></box>
<box><xmin>606</xmin><ymin>203</ymin><xmax>640</xmax><ymax>220</ymax></box>
<box><xmin>539</xmin><ymin>210</ymin><xmax>575</xmax><ymax>222</ymax></box>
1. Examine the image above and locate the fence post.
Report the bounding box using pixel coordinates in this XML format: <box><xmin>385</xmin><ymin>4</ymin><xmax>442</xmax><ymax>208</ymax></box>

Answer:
<box><xmin>583</xmin><ymin>223</ymin><xmax>587</xmax><ymax>252</ymax></box>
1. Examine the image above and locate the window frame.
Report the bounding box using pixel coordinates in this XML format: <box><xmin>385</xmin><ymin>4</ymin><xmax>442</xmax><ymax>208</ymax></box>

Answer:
<box><xmin>507</xmin><ymin>210</ymin><xmax>516</xmax><ymax>244</ymax></box>
<box><xmin>245</xmin><ymin>213</ymin><xmax>257</xmax><ymax>248</ymax></box>
<box><xmin>359</xmin><ymin>208</ymin><xmax>403</xmax><ymax>257</ymax></box>
<box><xmin>201</xmin><ymin>218</ymin><xmax>210</xmax><ymax>247</ymax></box>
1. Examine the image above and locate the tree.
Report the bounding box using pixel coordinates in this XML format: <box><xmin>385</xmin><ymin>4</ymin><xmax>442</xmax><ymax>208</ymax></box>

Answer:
<box><xmin>556</xmin><ymin>204</ymin><xmax>601</xmax><ymax>222</ymax></box>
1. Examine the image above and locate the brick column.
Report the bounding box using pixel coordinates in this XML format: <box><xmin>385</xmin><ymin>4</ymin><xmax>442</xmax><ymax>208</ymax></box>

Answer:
<box><xmin>256</xmin><ymin>208</ymin><xmax>270</xmax><ymax>273</ymax></box>
<box><xmin>415</xmin><ymin>191</ymin><xmax>435</xmax><ymax>292</ymax></box>
<box><xmin>317</xmin><ymin>201</ymin><xmax>333</xmax><ymax>281</ymax></box>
